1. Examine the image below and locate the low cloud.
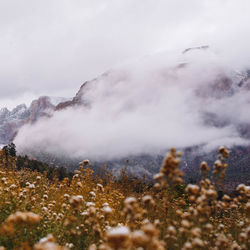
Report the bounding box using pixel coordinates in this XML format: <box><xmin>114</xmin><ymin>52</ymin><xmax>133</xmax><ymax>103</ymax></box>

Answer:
<box><xmin>14</xmin><ymin>49</ymin><xmax>250</xmax><ymax>161</ymax></box>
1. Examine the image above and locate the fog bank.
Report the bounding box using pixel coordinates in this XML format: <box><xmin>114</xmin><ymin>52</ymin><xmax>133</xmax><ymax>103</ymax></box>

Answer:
<box><xmin>15</xmin><ymin>49</ymin><xmax>250</xmax><ymax>161</ymax></box>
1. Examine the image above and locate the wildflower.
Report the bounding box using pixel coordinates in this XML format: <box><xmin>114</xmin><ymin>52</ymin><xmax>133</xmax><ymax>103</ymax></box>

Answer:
<box><xmin>81</xmin><ymin>211</ymin><xmax>88</xmax><ymax>217</ymax></box>
<box><xmin>200</xmin><ymin>161</ymin><xmax>210</xmax><ymax>172</ymax></box>
<box><xmin>34</xmin><ymin>234</ymin><xmax>68</xmax><ymax>250</ymax></box>
<box><xmin>102</xmin><ymin>206</ymin><xmax>112</xmax><ymax>215</ymax></box>
<box><xmin>124</xmin><ymin>197</ymin><xmax>137</xmax><ymax>206</ymax></box>
<box><xmin>1</xmin><ymin>177</ymin><xmax>6</xmax><ymax>182</ymax></box>
<box><xmin>131</xmin><ymin>230</ymin><xmax>149</xmax><ymax>247</ymax></box>
<box><xmin>6</xmin><ymin>211</ymin><xmax>42</xmax><ymax>225</ymax></box>
<box><xmin>86</xmin><ymin>202</ymin><xmax>95</xmax><ymax>207</ymax></box>
<box><xmin>64</xmin><ymin>194</ymin><xmax>70</xmax><ymax>199</ymax></box>
<box><xmin>182</xmin><ymin>241</ymin><xmax>192</xmax><ymax>250</ymax></box>
<box><xmin>76</xmin><ymin>182</ymin><xmax>82</xmax><ymax>188</ymax></box>
<box><xmin>231</xmin><ymin>242</ymin><xmax>241</xmax><ymax>250</ymax></box>
<box><xmin>65</xmin><ymin>243</ymin><xmax>74</xmax><ymax>248</ymax></box>
<box><xmin>186</xmin><ymin>184</ymin><xmax>199</xmax><ymax>195</ymax></box>
<box><xmin>154</xmin><ymin>173</ymin><xmax>164</xmax><ymax>181</ymax></box>
<box><xmin>167</xmin><ymin>225</ymin><xmax>176</xmax><ymax>236</ymax></box>
<box><xmin>97</xmin><ymin>183</ymin><xmax>104</xmax><ymax>192</ymax></box>
<box><xmin>106</xmin><ymin>226</ymin><xmax>131</xmax><ymax>249</ymax></box>
<box><xmin>142</xmin><ymin>223</ymin><xmax>159</xmax><ymax>237</ymax></box>
<box><xmin>79</xmin><ymin>160</ymin><xmax>90</xmax><ymax>166</ymax></box>
<box><xmin>218</xmin><ymin>146</ymin><xmax>229</xmax><ymax>158</ymax></box>
<box><xmin>29</xmin><ymin>183</ymin><xmax>35</xmax><ymax>189</ymax></box>
<box><xmin>206</xmin><ymin>189</ymin><xmax>217</xmax><ymax>199</ymax></box>
<box><xmin>88</xmin><ymin>244</ymin><xmax>97</xmax><ymax>250</ymax></box>
<box><xmin>89</xmin><ymin>191</ymin><xmax>96</xmax><ymax>197</ymax></box>
<box><xmin>9</xmin><ymin>184</ymin><xmax>17</xmax><ymax>189</ymax></box>
<box><xmin>222</xmin><ymin>194</ymin><xmax>231</xmax><ymax>201</ymax></box>
<box><xmin>142</xmin><ymin>195</ymin><xmax>155</xmax><ymax>206</ymax></box>
<box><xmin>192</xmin><ymin>238</ymin><xmax>204</xmax><ymax>248</ymax></box>
<box><xmin>43</xmin><ymin>194</ymin><xmax>48</xmax><ymax>200</ymax></box>
<box><xmin>69</xmin><ymin>195</ymin><xmax>84</xmax><ymax>207</ymax></box>
<box><xmin>191</xmin><ymin>227</ymin><xmax>201</xmax><ymax>237</ymax></box>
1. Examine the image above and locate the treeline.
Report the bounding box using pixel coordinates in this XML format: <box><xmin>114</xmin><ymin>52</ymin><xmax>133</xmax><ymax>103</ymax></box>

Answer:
<box><xmin>16</xmin><ymin>155</ymin><xmax>73</xmax><ymax>181</ymax></box>
<box><xmin>0</xmin><ymin>144</ymin><xmax>150</xmax><ymax>192</ymax></box>
<box><xmin>1</xmin><ymin>143</ymin><xmax>73</xmax><ymax>181</ymax></box>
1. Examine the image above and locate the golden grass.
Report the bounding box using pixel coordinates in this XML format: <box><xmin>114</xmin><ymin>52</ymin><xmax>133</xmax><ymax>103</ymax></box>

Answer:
<box><xmin>0</xmin><ymin>147</ymin><xmax>249</xmax><ymax>249</ymax></box>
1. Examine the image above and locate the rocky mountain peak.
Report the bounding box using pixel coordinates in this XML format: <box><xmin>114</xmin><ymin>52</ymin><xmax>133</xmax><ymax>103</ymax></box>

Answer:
<box><xmin>0</xmin><ymin>96</ymin><xmax>56</xmax><ymax>144</ymax></box>
<box><xmin>55</xmin><ymin>81</ymin><xmax>90</xmax><ymax>110</ymax></box>
<box><xmin>0</xmin><ymin>107</ymin><xmax>10</xmax><ymax>118</ymax></box>
<box><xmin>30</xmin><ymin>96</ymin><xmax>54</xmax><ymax>109</ymax></box>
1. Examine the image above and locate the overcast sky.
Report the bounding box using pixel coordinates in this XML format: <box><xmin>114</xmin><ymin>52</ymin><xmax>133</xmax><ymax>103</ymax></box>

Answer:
<box><xmin>1</xmin><ymin>0</ymin><xmax>250</xmax><ymax>109</ymax></box>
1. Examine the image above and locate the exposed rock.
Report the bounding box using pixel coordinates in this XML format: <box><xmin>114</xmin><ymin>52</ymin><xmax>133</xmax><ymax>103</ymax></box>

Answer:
<box><xmin>182</xmin><ymin>45</ymin><xmax>209</xmax><ymax>54</ymax></box>
<box><xmin>55</xmin><ymin>81</ymin><xmax>92</xmax><ymax>110</ymax></box>
<box><xmin>0</xmin><ymin>97</ymin><xmax>55</xmax><ymax>144</ymax></box>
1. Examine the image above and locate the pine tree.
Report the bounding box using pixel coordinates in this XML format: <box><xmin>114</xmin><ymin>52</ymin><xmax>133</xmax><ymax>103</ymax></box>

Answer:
<box><xmin>8</xmin><ymin>143</ymin><xmax>16</xmax><ymax>157</ymax></box>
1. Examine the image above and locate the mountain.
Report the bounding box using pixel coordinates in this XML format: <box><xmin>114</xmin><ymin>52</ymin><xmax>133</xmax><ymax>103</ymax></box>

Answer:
<box><xmin>0</xmin><ymin>96</ymin><xmax>70</xmax><ymax>144</ymax></box>
<box><xmin>55</xmin><ymin>79</ymin><xmax>94</xmax><ymax>110</ymax></box>
<box><xmin>1</xmin><ymin>48</ymin><xmax>250</xmax><ymax>188</ymax></box>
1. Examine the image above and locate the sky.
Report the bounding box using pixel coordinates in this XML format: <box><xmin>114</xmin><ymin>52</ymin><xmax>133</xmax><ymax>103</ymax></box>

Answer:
<box><xmin>1</xmin><ymin>0</ymin><xmax>250</xmax><ymax>109</ymax></box>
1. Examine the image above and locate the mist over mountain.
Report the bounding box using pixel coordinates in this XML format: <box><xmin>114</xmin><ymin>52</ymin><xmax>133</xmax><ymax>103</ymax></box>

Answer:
<box><xmin>0</xmin><ymin>46</ymin><xmax>248</xmax><ymax>186</ymax></box>
<box><xmin>11</xmin><ymin>48</ymin><xmax>250</xmax><ymax>168</ymax></box>
<box><xmin>0</xmin><ymin>96</ymin><xmax>69</xmax><ymax>144</ymax></box>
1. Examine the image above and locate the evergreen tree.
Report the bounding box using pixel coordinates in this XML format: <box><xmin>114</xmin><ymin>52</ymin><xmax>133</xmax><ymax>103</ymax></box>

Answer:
<box><xmin>8</xmin><ymin>143</ymin><xmax>16</xmax><ymax>157</ymax></box>
<box><xmin>2</xmin><ymin>145</ymin><xmax>9</xmax><ymax>167</ymax></box>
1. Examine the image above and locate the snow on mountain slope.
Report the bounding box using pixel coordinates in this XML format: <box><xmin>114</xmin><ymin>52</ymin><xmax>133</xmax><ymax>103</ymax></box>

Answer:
<box><xmin>0</xmin><ymin>96</ymin><xmax>57</xmax><ymax>144</ymax></box>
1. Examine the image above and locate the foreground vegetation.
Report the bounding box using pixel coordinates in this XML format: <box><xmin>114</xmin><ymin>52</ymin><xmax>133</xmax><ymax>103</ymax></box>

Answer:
<box><xmin>0</xmin><ymin>147</ymin><xmax>249</xmax><ymax>249</ymax></box>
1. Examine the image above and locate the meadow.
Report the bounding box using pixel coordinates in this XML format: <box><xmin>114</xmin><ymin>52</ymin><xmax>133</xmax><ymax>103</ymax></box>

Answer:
<box><xmin>0</xmin><ymin>147</ymin><xmax>249</xmax><ymax>249</ymax></box>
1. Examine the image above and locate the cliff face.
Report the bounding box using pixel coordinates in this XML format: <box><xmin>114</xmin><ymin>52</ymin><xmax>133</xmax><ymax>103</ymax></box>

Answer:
<box><xmin>55</xmin><ymin>80</ymin><xmax>92</xmax><ymax>110</ymax></box>
<box><xmin>28</xmin><ymin>96</ymin><xmax>55</xmax><ymax>123</ymax></box>
<box><xmin>0</xmin><ymin>97</ymin><xmax>56</xmax><ymax>144</ymax></box>
<box><xmin>0</xmin><ymin>104</ymin><xmax>29</xmax><ymax>144</ymax></box>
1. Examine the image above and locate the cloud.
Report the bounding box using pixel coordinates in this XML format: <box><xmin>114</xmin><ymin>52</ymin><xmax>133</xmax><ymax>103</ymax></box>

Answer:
<box><xmin>14</xmin><ymin>49</ymin><xmax>250</xmax><ymax>161</ymax></box>
<box><xmin>1</xmin><ymin>0</ymin><xmax>250</xmax><ymax>108</ymax></box>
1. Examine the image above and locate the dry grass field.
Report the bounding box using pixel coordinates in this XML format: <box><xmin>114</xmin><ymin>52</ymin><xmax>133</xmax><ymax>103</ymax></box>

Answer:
<box><xmin>0</xmin><ymin>147</ymin><xmax>249</xmax><ymax>249</ymax></box>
